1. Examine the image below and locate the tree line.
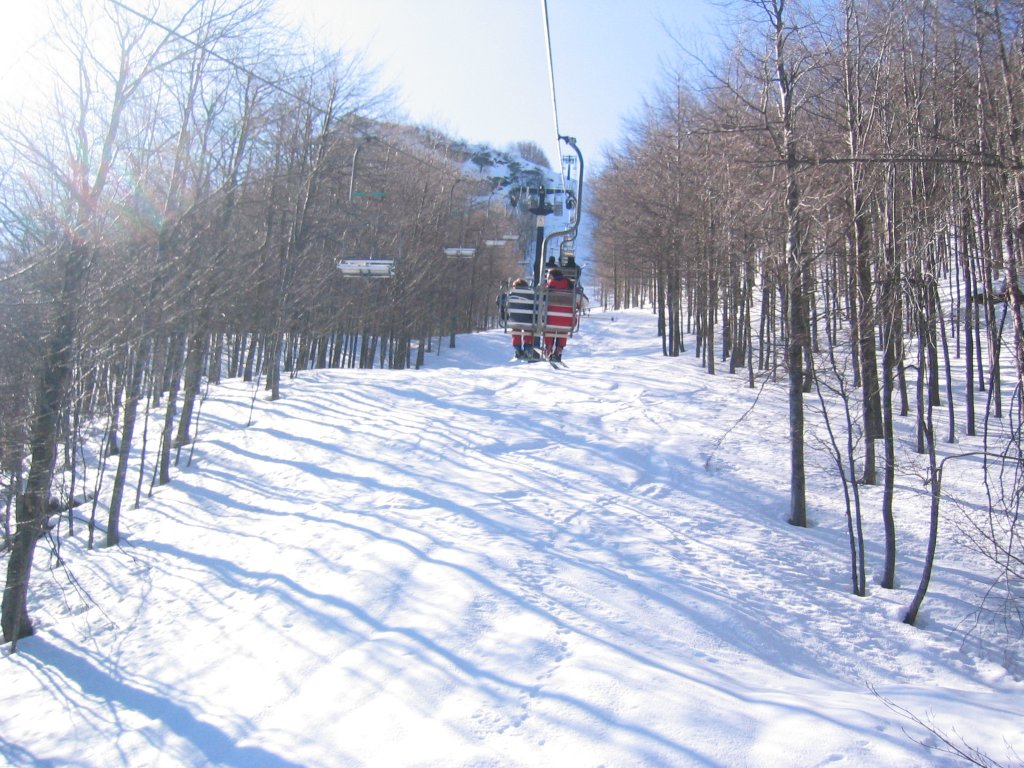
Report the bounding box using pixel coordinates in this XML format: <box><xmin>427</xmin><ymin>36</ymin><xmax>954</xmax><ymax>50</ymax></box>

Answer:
<box><xmin>591</xmin><ymin>0</ymin><xmax>1024</xmax><ymax>643</ymax></box>
<box><xmin>0</xmin><ymin>0</ymin><xmax>542</xmax><ymax>643</ymax></box>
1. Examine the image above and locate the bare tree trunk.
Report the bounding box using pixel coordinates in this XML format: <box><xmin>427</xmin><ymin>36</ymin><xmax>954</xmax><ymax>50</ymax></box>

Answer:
<box><xmin>747</xmin><ymin>0</ymin><xmax>810</xmax><ymax>526</ymax></box>
<box><xmin>175</xmin><ymin>327</ymin><xmax>207</xmax><ymax>450</ymax></box>
<box><xmin>2</xmin><ymin>242</ymin><xmax>87</xmax><ymax>642</ymax></box>
<box><xmin>157</xmin><ymin>334</ymin><xmax>185</xmax><ymax>487</ymax></box>
<box><xmin>904</xmin><ymin>336</ymin><xmax>940</xmax><ymax>626</ymax></box>
<box><xmin>107</xmin><ymin>339</ymin><xmax>150</xmax><ymax>546</ymax></box>
<box><xmin>879</xmin><ymin>177</ymin><xmax>900</xmax><ymax>588</ymax></box>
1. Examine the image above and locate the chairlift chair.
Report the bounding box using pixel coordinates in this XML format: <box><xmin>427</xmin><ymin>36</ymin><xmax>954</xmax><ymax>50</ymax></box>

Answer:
<box><xmin>502</xmin><ymin>281</ymin><xmax>581</xmax><ymax>351</ymax></box>
<box><xmin>336</xmin><ymin>259</ymin><xmax>395</xmax><ymax>278</ymax></box>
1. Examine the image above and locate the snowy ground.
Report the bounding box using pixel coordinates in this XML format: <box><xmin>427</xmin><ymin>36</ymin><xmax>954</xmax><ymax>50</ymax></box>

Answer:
<box><xmin>2</xmin><ymin>307</ymin><xmax>1022</xmax><ymax>767</ymax></box>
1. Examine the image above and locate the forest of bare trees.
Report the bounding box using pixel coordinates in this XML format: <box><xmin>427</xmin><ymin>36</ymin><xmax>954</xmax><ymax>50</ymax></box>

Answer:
<box><xmin>591</xmin><ymin>0</ymin><xmax>1024</xmax><ymax>640</ymax></box>
<box><xmin>6</xmin><ymin>0</ymin><xmax>1023</xmax><ymax>673</ymax></box>
<box><xmin>0</xmin><ymin>0</ymin><xmax>544</xmax><ymax>643</ymax></box>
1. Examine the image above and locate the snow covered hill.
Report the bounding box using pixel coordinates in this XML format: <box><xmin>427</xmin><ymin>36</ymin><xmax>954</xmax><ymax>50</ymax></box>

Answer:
<box><xmin>2</xmin><ymin>308</ymin><xmax>1022</xmax><ymax>767</ymax></box>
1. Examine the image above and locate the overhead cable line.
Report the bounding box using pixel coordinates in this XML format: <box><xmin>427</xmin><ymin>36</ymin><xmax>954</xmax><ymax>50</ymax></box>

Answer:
<box><xmin>105</xmin><ymin>0</ymin><xmax>463</xmax><ymax>178</ymax></box>
<box><xmin>540</xmin><ymin>0</ymin><xmax>568</xmax><ymax>192</ymax></box>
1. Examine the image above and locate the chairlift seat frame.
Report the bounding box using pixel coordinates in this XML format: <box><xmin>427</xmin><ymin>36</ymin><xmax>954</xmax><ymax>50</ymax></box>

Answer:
<box><xmin>336</xmin><ymin>259</ymin><xmax>395</xmax><ymax>278</ymax></box>
<box><xmin>503</xmin><ymin>285</ymin><xmax>581</xmax><ymax>339</ymax></box>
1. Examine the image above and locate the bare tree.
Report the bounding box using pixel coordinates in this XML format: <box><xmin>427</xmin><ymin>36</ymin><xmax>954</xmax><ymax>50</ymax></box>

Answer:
<box><xmin>2</xmin><ymin>0</ymin><xmax>180</xmax><ymax>642</ymax></box>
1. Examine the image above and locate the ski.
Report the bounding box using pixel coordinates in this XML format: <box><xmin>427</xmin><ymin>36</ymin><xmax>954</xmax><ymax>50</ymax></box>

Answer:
<box><xmin>510</xmin><ymin>348</ymin><xmax>563</xmax><ymax>366</ymax></box>
<box><xmin>545</xmin><ymin>354</ymin><xmax>567</xmax><ymax>368</ymax></box>
<box><xmin>511</xmin><ymin>352</ymin><xmax>543</xmax><ymax>363</ymax></box>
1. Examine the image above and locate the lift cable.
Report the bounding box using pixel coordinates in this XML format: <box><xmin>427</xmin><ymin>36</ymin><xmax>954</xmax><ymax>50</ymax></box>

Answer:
<box><xmin>105</xmin><ymin>0</ymin><xmax>463</xmax><ymax>179</ymax></box>
<box><xmin>540</xmin><ymin>0</ymin><xmax>569</xmax><ymax>194</ymax></box>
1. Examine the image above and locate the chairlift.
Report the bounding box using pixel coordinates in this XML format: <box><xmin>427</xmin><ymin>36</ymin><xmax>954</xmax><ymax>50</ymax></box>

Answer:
<box><xmin>501</xmin><ymin>281</ymin><xmax>582</xmax><ymax>355</ymax></box>
<box><xmin>336</xmin><ymin>259</ymin><xmax>395</xmax><ymax>278</ymax></box>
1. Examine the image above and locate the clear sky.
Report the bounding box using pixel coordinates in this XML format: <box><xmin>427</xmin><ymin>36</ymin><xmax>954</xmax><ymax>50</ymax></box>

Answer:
<box><xmin>0</xmin><ymin>1</ymin><xmax>724</xmax><ymax>173</ymax></box>
<box><xmin>274</xmin><ymin>0</ymin><xmax>723</xmax><ymax>171</ymax></box>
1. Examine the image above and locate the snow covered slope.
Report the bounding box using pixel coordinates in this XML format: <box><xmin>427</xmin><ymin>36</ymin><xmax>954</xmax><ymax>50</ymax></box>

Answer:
<box><xmin>2</xmin><ymin>308</ymin><xmax>1021</xmax><ymax>767</ymax></box>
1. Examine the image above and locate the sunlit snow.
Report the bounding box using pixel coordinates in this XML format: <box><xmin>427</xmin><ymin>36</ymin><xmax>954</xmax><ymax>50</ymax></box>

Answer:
<box><xmin>2</xmin><ymin>308</ymin><xmax>1022</xmax><ymax>767</ymax></box>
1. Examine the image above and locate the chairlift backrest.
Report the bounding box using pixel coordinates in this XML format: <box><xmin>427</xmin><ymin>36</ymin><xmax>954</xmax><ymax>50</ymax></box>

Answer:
<box><xmin>543</xmin><ymin>288</ymin><xmax>576</xmax><ymax>337</ymax></box>
<box><xmin>502</xmin><ymin>285</ymin><xmax>580</xmax><ymax>337</ymax></box>
<box><xmin>506</xmin><ymin>287</ymin><xmax>538</xmax><ymax>329</ymax></box>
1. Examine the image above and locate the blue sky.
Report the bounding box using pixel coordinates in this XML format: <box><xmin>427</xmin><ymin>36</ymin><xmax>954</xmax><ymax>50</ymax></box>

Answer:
<box><xmin>0</xmin><ymin>1</ymin><xmax>723</xmax><ymax>173</ymax></box>
<box><xmin>276</xmin><ymin>0</ymin><xmax>723</xmax><ymax>171</ymax></box>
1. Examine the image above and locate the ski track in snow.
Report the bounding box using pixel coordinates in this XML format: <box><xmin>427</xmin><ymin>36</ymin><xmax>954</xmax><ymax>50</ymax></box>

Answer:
<box><xmin>2</xmin><ymin>309</ymin><xmax>1023</xmax><ymax>767</ymax></box>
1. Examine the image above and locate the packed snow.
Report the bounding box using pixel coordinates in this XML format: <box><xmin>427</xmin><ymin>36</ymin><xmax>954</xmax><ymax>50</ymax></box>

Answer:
<box><xmin>2</xmin><ymin>307</ymin><xmax>1022</xmax><ymax>767</ymax></box>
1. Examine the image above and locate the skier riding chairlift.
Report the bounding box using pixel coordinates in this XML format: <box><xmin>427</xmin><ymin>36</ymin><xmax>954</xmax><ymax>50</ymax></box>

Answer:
<box><xmin>500</xmin><ymin>271</ymin><xmax>581</xmax><ymax>363</ymax></box>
